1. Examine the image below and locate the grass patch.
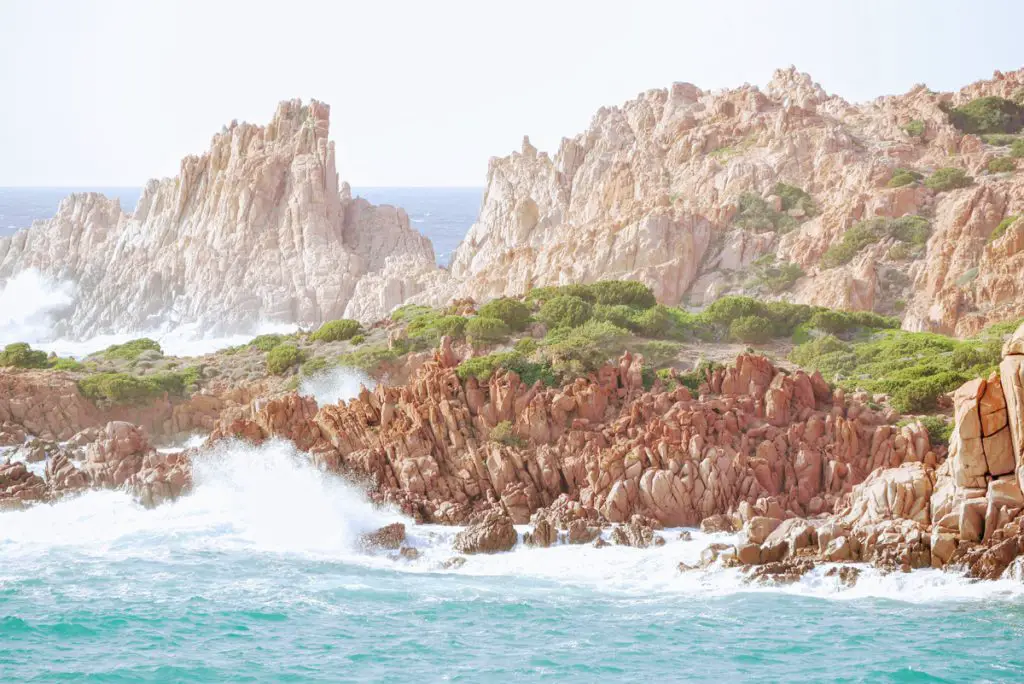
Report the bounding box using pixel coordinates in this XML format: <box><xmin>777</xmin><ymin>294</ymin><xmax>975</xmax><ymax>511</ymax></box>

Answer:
<box><xmin>78</xmin><ymin>371</ymin><xmax>194</xmax><ymax>404</ymax></box>
<box><xmin>489</xmin><ymin>420</ymin><xmax>526</xmax><ymax>448</ymax></box>
<box><xmin>925</xmin><ymin>167</ymin><xmax>972</xmax><ymax>192</ymax></box>
<box><xmin>335</xmin><ymin>344</ymin><xmax>403</xmax><ymax>375</ymax></box>
<box><xmin>748</xmin><ymin>255</ymin><xmax>804</xmax><ymax>293</ymax></box>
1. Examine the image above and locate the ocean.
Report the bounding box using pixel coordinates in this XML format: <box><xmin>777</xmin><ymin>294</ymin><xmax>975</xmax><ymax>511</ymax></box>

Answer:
<box><xmin>3</xmin><ymin>190</ymin><xmax>1024</xmax><ymax>681</ymax></box>
<box><xmin>0</xmin><ymin>186</ymin><xmax>481</xmax><ymax>267</ymax></box>
<box><xmin>2</xmin><ymin>437</ymin><xmax>1024</xmax><ymax>681</ymax></box>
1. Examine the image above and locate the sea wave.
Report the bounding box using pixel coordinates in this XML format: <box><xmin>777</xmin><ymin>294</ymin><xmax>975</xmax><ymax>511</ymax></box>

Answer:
<box><xmin>1</xmin><ymin>439</ymin><xmax>1020</xmax><ymax>604</ymax></box>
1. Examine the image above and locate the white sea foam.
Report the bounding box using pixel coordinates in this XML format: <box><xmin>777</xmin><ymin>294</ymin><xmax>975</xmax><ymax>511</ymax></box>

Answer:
<box><xmin>0</xmin><ymin>269</ymin><xmax>76</xmax><ymax>346</ymax></box>
<box><xmin>0</xmin><ymin>268</ymin><xmax>296</xmax><ymax>357</ymax></box>
<box><xmin>0</xmin><ymin>439</ymin><xmax>1021</xmax><ymax>603</ymax></box>
<box><xmin>299</xmin><ymin>366</ymin><xmax>375</xmax><ymax>406</ymax></box>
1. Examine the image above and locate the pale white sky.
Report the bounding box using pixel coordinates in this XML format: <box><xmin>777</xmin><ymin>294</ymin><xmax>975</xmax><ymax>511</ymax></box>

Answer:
<box><xmin>1</xmin><ymin>0</ymin><xmax>1022</xmax><ymax>187</ymax></box>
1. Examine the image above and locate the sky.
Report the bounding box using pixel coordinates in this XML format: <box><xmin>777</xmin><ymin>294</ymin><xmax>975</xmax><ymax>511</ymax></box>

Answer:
<box><xmin>1</xmin><ymin>0</ymin><xmax>1023</xmax><ymax>187</ymax></box>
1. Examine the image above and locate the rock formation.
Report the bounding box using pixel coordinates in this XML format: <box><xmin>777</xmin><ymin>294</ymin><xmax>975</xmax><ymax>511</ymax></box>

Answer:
<box><xmin>0</xmin><ymin>100</ymin><xmax>439</xmax><ymax>337</ymax></box>
<box><xmin>420</xmin><ymin>67</ymin><xmax>1024</xmax><ymax>336</ymax></box>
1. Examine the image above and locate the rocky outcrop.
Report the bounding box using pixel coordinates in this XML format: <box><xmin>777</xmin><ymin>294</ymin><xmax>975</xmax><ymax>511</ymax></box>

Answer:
<box><xmin>0</xmin><ymin>100</ymin><xmax>438</xmax><ymax>337</ymax></box>
<box><xmin>451</xmin><ymin>510</ymin><xmax>518</xmax><ymax>554</ymax></box>
<box><xmin>418</xmin><ymin>67</ymin><xmax>1024</xmax><ymax>336</ymax></box>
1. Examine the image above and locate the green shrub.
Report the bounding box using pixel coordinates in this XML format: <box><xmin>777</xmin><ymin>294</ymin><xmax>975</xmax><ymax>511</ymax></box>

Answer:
<box><xmin>982</xmin><ymin>133</ymin><xmax>1020</xmax><ymax>146</ymax></box>
<box><xmin>101</xmin><ymin>338</ymin><xmax>162</xmax><ymax>361</ymax></box>
<box><xmin>537</xmin><ymin>295</ymin><xmax>593</xmax><ymax>329</ymax></box>
<box><xmin>733</xmin><ymin>192</ymin><xmax>797</xmax><ymax>233</ymax></box>
<box><xmin>466</xmin><ymin>316</ymin><xmax>511</xmax><ymax>345</ymax></box>
<box><xmin>477</xmin><ymin>298</ymin><xmax>532</xmax><ymax>331</ymax></box>
<box><xmin>524</xmin><ymin>284</ymin><xmax>596</xmax><ymax>307</ymax></box>
<box><xmin>250</xmin><ymin>334</ymin><xmax>285</xmax><ymax>352</ymax></box>
<box><xmin>514</xmin><ymin>338</ymin><xmax>538</xmax><ymax>355</ymax></box>
<box><xmin>1012</xmin><ymin>139</ymin><xmax>1024</xmax><ymax>158</ymax></box>
<box><xmin>902</xmin><ymin>120</ymin><xmax>925</xmax><ymax>137</ymax></box>
<box><xmin>947</xmin><ymin>97</ymin><xmax>1024</xmax><ymax>135</ymax></box>
<box><xmin>729</xmin><ymin>315</ymin><xmax>773</xmax><ymax>344</ymax></box>
<box><xmin>956</xmin><ymin>267</ymin><xmax>980</xmax><ymax>287</ymax></box>
<box><xmin>51</xmin><ymin>357</ymin><xmax>85</xmax><ymax>372</ymax></box>
<box><xmin>749</xmin><ymin>257</ymin><xmax>805</xmax><ymax>293</ymax></box>
<box><xmin>541</xmin><ymin>320</ymin><xmax>631</xmax><ymax>374</ymax></box>
<box><xmin>310</xmin><ymin>319</ymin><xmax>361</xmax><ymax>343</ymax></box>
<box><xmin>992</xmin><ymin>215</ymin><xmax>1019</xmax><ymax>242</ymax></box>
<box><xmin>301</xmin><ymin>356</ymin><xmax>330</xmax><ymax>377</ymax></box>
<box><xmin>911</xmin><ymin>415</ymin><xmax>954</xmax><ymax>449</ymax></box>
<box><xmin>335</xmin><ymin>344</ymin><xmax>401</xmax><ymax>375</ymax></box>
<box><xmin>456</xmin><ymin>351</ymin><xmax>557</xmax><ymax>387</ymax></box>
<box><xmin>391</xmin><ymin>304</ymin><xmax>433</xmax><ymax>323</ymax></box>
<box><xmin>489</xmin><ymin>420</ymin><xmax>525</xmax><ymax>448</ymax></box>
<box><xmin>0</xmin><ymin>342</ymin><xmax>50</xmax><ymax>369</ymax></box>
<box><xmin>78</xmin><ymin>371</ymin><xmax>192</xmax><ymax>404</ymax></box>
<box><xmin>703</xmin><ymin>296</ymin><xmax>765</xmax><ymax>326</ymax></box>
<box><xmin>988</xmin><ymin>156</ymin><xmax>1016</xmax><ymax>173</ymax></box>
<box><xmin>266</xmin><ymin>344</ymin><xmax>303</xmax><ymax>375</ymax></box>
<box><xmin>405</xmin><ymin>312</ymin><xmax>468</xmax><ymax>350</ymax></box>
<box><xmin>676</xmin><ymin>360</ymin><xmax>724</xmax><ymax>392</ymax></box>
<box><xmin>888</xmin><ymin>168</ymin><xmax>923</xmax><ymax>188</ymax></box>
<box><xmin>635</xmin><ymin>340</ymin><xmax>682</xmax><ymax>367</ymax></box>
<box><xmin>350</xmin><ymin>334</ymin><xmax>366</xmax><ymax>346</ymax></box>
<box><xmin>822</xmin><ymin>216</ymin><xmax>930</xmax><ymax>268</ymax></box>
<box><xmin>925</xmin><ymin>167</ymin><xmax>973</xmax><ymax>192</ymax></box>
<box><xmin>587</xmin><ymin>281</ymin><xmax>657</xmax><ymax>309</ymax></box>
<box><xmin>806</xmin><ymin>309</ymin><xmax>899</xmax><ymax>335</ymax></box>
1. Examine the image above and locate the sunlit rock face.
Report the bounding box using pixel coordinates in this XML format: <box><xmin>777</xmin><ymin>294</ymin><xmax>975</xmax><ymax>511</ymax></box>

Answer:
<box><xmin>418</xmin><ymin>67</ymin><xmax>1024</xmax><ymax>337</ymax></box>
<box><xmin>0</xmin><ymin>99</ymin><xmax>438</xmax><ymax>337</ymax></box>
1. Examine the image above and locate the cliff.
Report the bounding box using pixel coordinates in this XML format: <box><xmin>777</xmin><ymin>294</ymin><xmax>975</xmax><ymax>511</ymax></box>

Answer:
<box><xmin>429</xmin><ymin>67</ymin><xmax>1024</xmax><ymax>336</ymax></box>
<box><xmin>0</xmin><ymin>100</ymin><xmax>439</xmax><ymax>338</ymax></box>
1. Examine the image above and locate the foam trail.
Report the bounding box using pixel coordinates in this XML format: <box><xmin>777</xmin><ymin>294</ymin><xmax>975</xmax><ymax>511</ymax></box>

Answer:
<box><xmin>300</xmin><ymin>366</ymin><xmax>375</xmax><ymax>406</ymax></box>
<box><xmin>0</xmin><ymin>439</ymin><xmax>403</xmax><ymax>560</ymax></box>
<box><xmin>0</xmin><ymin>269</ymin><xmax>76</xmax><ymax>346</ymax></box>
<box><xmin>1</xmin><ymin>439</ymin><xmax>1022</xmax><ymax>603</ymax></box>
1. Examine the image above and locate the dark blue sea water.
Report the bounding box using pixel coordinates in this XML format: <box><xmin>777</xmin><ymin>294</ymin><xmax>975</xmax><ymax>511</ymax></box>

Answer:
<box><xmin>0</xmin><ymin>186</ymin><xmax>481</xmax><ymax>266</ymax></box>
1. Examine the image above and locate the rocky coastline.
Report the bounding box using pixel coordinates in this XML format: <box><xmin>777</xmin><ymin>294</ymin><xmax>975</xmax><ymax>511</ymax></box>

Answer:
<box><xmin>3</xmin><ymin>307</ymin><xmax>1024</xmax><ymax>586</ymax></box>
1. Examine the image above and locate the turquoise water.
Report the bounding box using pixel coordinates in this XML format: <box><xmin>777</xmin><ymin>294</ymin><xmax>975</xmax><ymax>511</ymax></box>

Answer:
<box><xmin>2</xmin><ymin>441</ymin><xmax>1024</xmax><ymax>682</ymax></box>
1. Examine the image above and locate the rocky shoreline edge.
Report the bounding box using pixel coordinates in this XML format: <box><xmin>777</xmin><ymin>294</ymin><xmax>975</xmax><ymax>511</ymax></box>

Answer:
<box><xmin>3</xmin><ymin>321</ymin><xmax>1024</xmax><ymax>587</ymax></box>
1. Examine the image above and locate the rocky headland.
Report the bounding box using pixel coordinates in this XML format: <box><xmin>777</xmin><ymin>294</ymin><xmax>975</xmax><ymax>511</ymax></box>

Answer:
<box><xmin>3</xmin><ymin>281</ymin><xmax>1024</xmax><ymax>585</ymax></box>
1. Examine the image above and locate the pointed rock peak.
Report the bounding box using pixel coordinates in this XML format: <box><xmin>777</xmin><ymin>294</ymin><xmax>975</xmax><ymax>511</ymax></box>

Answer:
<box><xmin>265</xmin><ymin>98</ymin><xmax>331</xmax><ymax>142</ymax></box>
<box><xmin>520</xmin><ymin>135</ymin><xmax>536</xmax><ymax>158</ymax></box>
<box><xmin>766</xmin><ymin>66</ymin><xmax>828</xmax><ymax>107</ymax></box>
<box><xmin>669</xmin><ymin>82</ymin><xmax>703</xmax><ymax>105</ymax></box>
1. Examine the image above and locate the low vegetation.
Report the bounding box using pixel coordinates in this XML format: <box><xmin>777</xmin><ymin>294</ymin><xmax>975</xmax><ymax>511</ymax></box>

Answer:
<box><xmin>992</xmin><ymin>215</ymin><xmax>1019</xmax><ymax>242</ymax></box>
<box><xmin>266</xmin><ymin>344</ymin><xmax>303</xmax><ymax>375</ymax></box>
<box><xmin>988</xmin><ymin>157</ymin><xmax>1016</xmax><ymax>173</ymax></box>
<box><xmin>249</xmin><ymin>334</ymin><xmax>287</xmax><ymax>352</ymax></box>
<box><xmin>821</xmin><ymin>216</ymin><xmax>930</xmax><ymax>268</ymax></box>
<box><xmin>78</xmin><ymin>368</ymin><xmax>200</xmax><ymax>404</ymax></box>
<box><xmin>733</xmin><ymin>193</ymin><xmax>797</xmax><ymax>234</ymax></box>
<box><xmin>310</xmin><ymin>319</ymin><xmax>361</xmax><ymax>343</ymax></box>
<box><xmin>489</xmin><ymin>420</ymin><xmax>526</xmax><ymax>448</ymax></box>
<box><xmin>925</xmin><ymin>167</ymin><xmax>973</xmax><ymax>192</ymax></box>
<box><xmin>774</xmin><ymin>183</ymin><xmax>818</xmax><ymax>217</ymax></box>
<box><xmin>946</xmin><ymin>96</ymin><xmax>1024</xmax><ymax>136</ymax></box>
<box><xmin>466</xmin><ymin>316</ymin><xmax>511</xmax><ymax>345</ymax></box>
<box><xmin>902</xmin><ymin>120</ymin><xmax>925</xmax><ymax>137</ymax></box>
<box><xmin>748</xmin><ymin>255</ymin><xmax>805</xmax><ymax>293</ymax></box>
<box><xmin>476</xmin><ymin>297</ymin><xmax>532</xmax><ymax>332</ymax></box>
<box><xmin>789</xmin><ymin>317</ymin><xmax>1021</xmax><ymax>413</ymax></box>
<box><xmin>887</xmin><ymin>168</ymin><xmax>923</xmax><ymax>188</ymax></box>
<box><xmin>99</xmin><ymin>338</ymin><xmax>162</xmax><ymax>362</ymax></box>
<box><xmin>0</xmin><ymin>342</ymin><xmax>50</xmax><ymax>369</ymax></box>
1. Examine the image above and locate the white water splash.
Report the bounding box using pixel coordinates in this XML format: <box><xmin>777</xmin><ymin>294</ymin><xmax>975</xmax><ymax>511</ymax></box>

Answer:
<box><xmin>0</xmin><ymin>269</ymin><xmax>296</xmax><ymax>357</ymax></box>
<box><xmin>0</xmin><ymin>439</ymin><xmax>1022</xmax><ymax>603</ymax></box>
<box><xmin>299</xmin><ymin>366</ymin><xmax>375</xmax><ymax>406</ymax></box>
<box><xmin>0</xmin><ymin>269</ymin><xmax>76</xmax><ymax>346</ymax></box>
